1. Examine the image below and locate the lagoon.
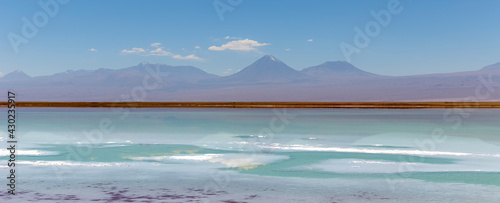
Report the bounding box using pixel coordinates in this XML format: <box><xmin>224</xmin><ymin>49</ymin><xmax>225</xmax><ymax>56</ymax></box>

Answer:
<box><xmin>1</xmin><ymin>108</ymin><xmax>500</xmax><ymax>202</ymax></box>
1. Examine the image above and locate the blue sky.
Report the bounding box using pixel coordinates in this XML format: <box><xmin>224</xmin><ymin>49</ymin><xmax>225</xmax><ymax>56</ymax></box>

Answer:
<box><xmin>1</xmin><ymin>0</ymin><xmax>500</xmax><ymax>77</ymax></box>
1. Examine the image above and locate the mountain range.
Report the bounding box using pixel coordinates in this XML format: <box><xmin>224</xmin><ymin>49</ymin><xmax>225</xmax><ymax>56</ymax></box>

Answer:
<box><xmin>1</xmin><ymin>55</ymin><xmax>500</xmax><ymax>101</ymax></box>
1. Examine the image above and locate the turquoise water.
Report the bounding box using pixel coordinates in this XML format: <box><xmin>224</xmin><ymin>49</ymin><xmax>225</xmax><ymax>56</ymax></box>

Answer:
<box><xmin>1</xmin><ymin>108</ymin><xmax>500</xmax><ymax>202</ymax></box>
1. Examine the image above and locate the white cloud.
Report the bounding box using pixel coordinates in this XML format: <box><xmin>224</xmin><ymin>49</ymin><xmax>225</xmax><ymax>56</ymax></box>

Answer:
<box><xmin>195</xmin><ymin>46</ymin><xmax>200</xmax><ymax>49</ymax></box>
<box><xmin>285</xmin><ymin>48</ymin><xmax>291</xmax><ymax>51</ymax></box>
<box><xmin>172</xmin><ymin>54</ymin><xmax>202</xmax><ymax>60</ymax></box>
<box><xmin>222</xmin><ymin>68</ymin><xmax>233</xmax><ymax>75</ymax></box>
<box><xmin>122</xmin><ymin>44</ymin><xmax>202</xmax><ymax>61</ymax></box>
<box><xmin>89</xmin><ymin>48</ymin><xmax>97</xmax><ymax>52</ymax></box>
<box><xmin>150</xmin><ymin>48</ymin><xmax>171</xmax><ymax>56</ymax></box>
<box><xmin>0</xmin><ymin>72</ymin><xmax>3</xmax><ymax>77</ymax></box>
<box><xmin>150</xmin><ymin>47</ymin><xmax>202</xmax><ymax>61</ymax></box>
<box><xmin>224</xmin><ymin>36</ymin><xmax>241</xmax><ymax>40</ymax></box>
<box><xmin>121</xmin><ymin>48</ymin><xmax>146</xmax><ymax>54</ymax></box>
<box><xmin>307</xmin><ymin>39</ymin><xmax>313</xmax><ymax>42</ymax></box>
<box><xmin>209</xmin><ymin>39</ymin><xmax>270</xmax><ymax>51</ymax></box>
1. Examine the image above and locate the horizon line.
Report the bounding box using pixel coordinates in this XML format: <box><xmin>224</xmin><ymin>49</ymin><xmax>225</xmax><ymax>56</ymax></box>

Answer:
<box><xmin>2</xmin><ymin>101</ymin><xmax>500</xmax><ymax>109</ymax></box>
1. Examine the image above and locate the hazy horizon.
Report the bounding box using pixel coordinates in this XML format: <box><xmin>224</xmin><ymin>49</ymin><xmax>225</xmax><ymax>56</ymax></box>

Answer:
<box><xmin>1</xmin><ymin>54</ymin><xmax>499</xmax><ymax>79</ymax></box>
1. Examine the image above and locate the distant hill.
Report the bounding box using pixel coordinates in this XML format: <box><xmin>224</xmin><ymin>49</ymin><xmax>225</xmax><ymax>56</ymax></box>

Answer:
<box><xmin>13</xmin><ymin>63</ymin><xmax>218</xmax><ymax>88</ymax></box>
<box><xmin>1</xmin><ymin>55</ymin><xmax>500</xmax><ymax>101</ymax></box>
<box><xmin>0</xmin><ymin>70</ymin><xmax>31</xmax><ymax>81</ymax></box>
<box><xmin>481</xmin><ymin>62</ymin><xmax>500</xmax><ymax>71</ymax></box>
<box><xmin>302</xmin><ymin>61</ymin><xmax>379</xmax><ymax>79</ymax></box>
<box><xmin>221</xmin><ymin>55</ymin><xmax>308</xmax><ymax>83</ymax></box>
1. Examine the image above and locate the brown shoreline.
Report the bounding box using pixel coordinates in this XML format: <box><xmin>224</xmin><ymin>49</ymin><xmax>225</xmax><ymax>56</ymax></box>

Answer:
<box><xmin>1</xmin><ymin>101</ymin><xmax>500</xmax><ymax>108</ymax></box>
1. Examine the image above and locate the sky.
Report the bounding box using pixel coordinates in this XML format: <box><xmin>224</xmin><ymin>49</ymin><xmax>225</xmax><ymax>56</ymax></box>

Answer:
<box><xmin>1</xmin><ymin>0</ymin><xmax>500</xmax><ymax>77</ymax></box>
